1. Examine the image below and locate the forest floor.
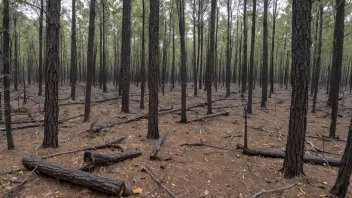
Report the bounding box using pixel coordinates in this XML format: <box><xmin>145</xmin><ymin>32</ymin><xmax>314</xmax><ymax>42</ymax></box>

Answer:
<box><xmin>0</xmin><ymin>83</ymin><xmax>351</xmax><ymax>198</ymax></box>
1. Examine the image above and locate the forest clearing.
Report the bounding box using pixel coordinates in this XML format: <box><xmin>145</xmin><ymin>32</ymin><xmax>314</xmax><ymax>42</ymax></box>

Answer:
<box><xmin>1</xmin><ymin>0</ymin><xmax>352</xmax><ymax>197</ymax></box>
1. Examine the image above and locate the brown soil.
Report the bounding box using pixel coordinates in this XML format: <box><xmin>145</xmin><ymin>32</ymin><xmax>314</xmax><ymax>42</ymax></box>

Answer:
<box><xmin>0</xmin><ymin>83</ymin><xmax>351</xmax><ymax>198</ymax></box>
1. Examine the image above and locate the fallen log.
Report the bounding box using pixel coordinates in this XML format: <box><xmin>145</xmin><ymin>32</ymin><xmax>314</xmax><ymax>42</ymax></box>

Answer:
<box><xmin>84</xmin><ymin>150</ymin><xmax>142</xmax><ymax>165</ymax></box>
<box><xmin>182</xmin><ymin>112</ymin><xmax>229</xmax><ymax>123</ymax></box>
<box><xmin>150</xmin><ymin>133</ymin><xmax>167</xmax><ymax>160</ymax></box>
<box><xmin>42</xmin><ymin>136</ymin><xmax>127</xmax><ymax>159</ymax></box>
<box><xmin>0</xmin><ymin>114</ymin><xmax>83</xmax><ymax>132</ymax></box>
<box><xmin>236</xmin><ymin>144</ymin><xmax>341</xmax><ymax>167</ymax></box>
<box><xmin>59</xmin><ymin>97</ymin><xmax>120</xmax><ymax>107</ymax></box>
<box><xmin>90</xmin><ymin>98</ymin><xmax>226</xmax><ymax>133</ymax></box>
<box><xmin>181</xmin><ymin>139</ymin><xmax>236</xmax><ymax>151</ymax></box>
<box><xmin>22</xmin><ymin>156</ymin><xmax>126</xmax><ymax>197</ymax></box>
<box><xmin>91</xmin><ymin>114</ymin><xmax>149</xmax><ymax>133</ymax></box>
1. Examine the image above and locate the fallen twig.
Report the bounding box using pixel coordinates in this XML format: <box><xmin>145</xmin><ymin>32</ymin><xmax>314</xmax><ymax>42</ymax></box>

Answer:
<box><xmin>0</xmin><ymin>114</ymin><xmax>83</xmax><ymax>132</ymax></box>
<box><xmin>251</xmin><ymin>179</ymin><xmax>301</xmax><ymax>198</ymax></box>
<box><xmin>180</xmin><ymin>139</ymin><xmax>236</xmax><ymax>151</ymax></box>
<box><xmin>42</xmin><ymin>137</ymin><xmax>127</xmax><ymax>159</ymax></box>
<box><xmin>141</xmin><ymin>167</ymin><xmax>178</xmax><ymax>198</ymax></box>
<box><xmin>7</xmin><ymin>162</ymin><xmax>40</xmax><ymax>198</ymax></box>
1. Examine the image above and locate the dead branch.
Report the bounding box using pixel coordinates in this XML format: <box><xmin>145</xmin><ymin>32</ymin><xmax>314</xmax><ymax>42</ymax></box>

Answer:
<box><xmin>251</xmin><ymin>179</ymin><xmax>301</xmax><ymax>198</ymax></box>
<box><xmin>150</xmin><ymin>133</ymin><xmax>167</xmax><ymax>160</ymax></box>
<box><xmin>7</xmin><ymin>162</ymin><xmax>40</xmax><ymax>198</ymax></box>
<box><xmin>0</xmin><ymin>114</ymin><xmax>83</xmax><ymax>132</ymax></box>
<box><xmin>306</xmin><ymin>135</ymin><xmax>347</xmax><ymax>142</ymax></box>
<box><xmin>42</xmin><ymin>137</ymin><xmax>127</xmax><ymax>159</ymax></box>
<box><xmin>180</xmin><ymin>112</ymin><xmax>229</xmax><ymax>123</ymax></box>
<box><xmin>181</xmin><ymin>139</ymin><xmax>236</xmax><ymax>151</ymax></box>
<box><xmin>141</xmin><ymin>167</ymin><xmax>178</xmax><ymax>198</ymax></box>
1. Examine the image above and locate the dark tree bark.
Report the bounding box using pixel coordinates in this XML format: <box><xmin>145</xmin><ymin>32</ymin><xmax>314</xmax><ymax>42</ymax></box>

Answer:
<box><xmin>38</xmin><ymin>0</ymin><xmax>43</xmax><ymax>96</ymax></box>
<box><xmin>269</xmin><ymin>0</ymin><xmax>278</xmax><ymax>97</ymax></box>
<box><xmin>312</xmin><ymin>5</ymin><xmax>323</xmax><ymax>113</ymax></box>
<box><xmin>193</xmin><ymin>0</ymin><xmax>197</xmax><ymax>96</ymax></box>
<box><xmin>261</xmin><ymin>0</ymin><xmax>268</xmax><ymax>108</ymax></box>
<box><xmin>84</xmin><ymin>0</ymin><xmax>96</xmax><ymax>122</ymax></box>
<box><xmin>147</xmin><ymin>0</ymin><xmax>160</xmax><ymax>139</ymax></box>
<box><xmin>329</xmin><ymin>0</ymin><xmax>345</xmax><ymax>138</ymax></box>
<box><xmin>140</xmin><ymin>0</ymin><xmax>146</xmax><ymax>109</ymax></box>
<box><xmin>121</xmin><ymin>0</ymin><xmax>131</xmax><ymax>113</ymax></box>
<box><xmin>225</xmin><ymin>0</ymin><xmax>232</xmax><ymax>96</ymax></box>
<box><xmin>204</xmin><ymin>0</ymin><xmax>216</xmax><ymax>115</ymax></box>
<box><xmin>102</xmin><ymin>1</ymin><xmax>107</xmax><ymax>93</ymax></box>
<box><xmin>70</xmin><ymin>0</ymin><xmax>77</xmax><ymax>100</ymax></box>
<box><xmin>3</xmin><ymin>0</ymin><xmax>14</xmax><ymax>149</ymax></box>
<box><xmin>198</xmin><ymin>1</ymin><xmax>204</xmax><ymax>90</ymax></box>
<box><xmin>171</xmin><ymin>19</ymin><xmax>175</xmax><ymax>91</ymax></box>
<box><xmin>282</xmin><ymin>0</ymin><xmax>312</xmax><ymax>178</ymax></box>
<box><xmin>14</xmin><ymin>15</ymin><xmax>18</xmax><ymax>91</ymax></box>
<box><xmin>330</xmin><ymin>119</ymin><xmax>352</xmax><ymax>197</ymax></box>
<box><xmin>241</xmin><ymin>0</ymin><xmax>247</xmax><ymax>94</ymax></box>
<box><xmin>311</xmin><ymin>11</ymin><xmax>319</xmax><ymax>96</ymax></box>
<box><xmin>99</xmin><ymin>14</ymin><xmax>103</xmax><ymax>90</ymax></box>
<box><xmin>161</xmin><ymin>21</ymin><xmax>168</xmax><ymax>96</ymax></box>
<box><xmin>247</xmin><ymin>0</ymin><xmax>256</xmax><ymax>114</ymax></box>
<box><xmin>232</xmin><ymin>10</ymin><xmax>239</xmax><ymax>84</ymax></box>
<box><xmin>176</xmin><ymin>0</ymin><xmax>188</xmax><ymax>122</ymax></box>
<box><xmin>43</xmin><ymin>0</ymin><xmax>61</xmax><ymax>148</ymax></box>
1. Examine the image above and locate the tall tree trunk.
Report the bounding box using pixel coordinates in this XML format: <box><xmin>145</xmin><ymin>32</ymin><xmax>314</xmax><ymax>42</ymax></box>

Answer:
<box><xmin>282</xmin><ymin>0</ymin><xmax>312</xmax><ymax>178</ymax></box>
<box><xmin>14</xmin><ymin>15</ymin><xmax>18</xmax><ymax>91</ymax></box>
<box><xmin>329</xmin><ymin>0</ymin><xmax>345</xmax><ymax>138</ymax></box>
<box><xmin>3</xmin><ymin>0</ymin><xmax>14</xmax><ymax>149</ymax></box>
<box><xmin>330</xmin><ymin>119</ymin><xmax>352</xmax><ymax>197</ymax></box>
<box><xmin>43</xmin><ymin>0</ymin><xmax>61</xmax><ymax>148</ymax></box>
<box><xmin>225</xmin><ymin>0</ymin><xmax>232</xmax><ymax>96</ymax></box>
<box><xmin>99</xmin><ymin>14</ymin><xmax>103</xmax><ymax>90</ymax></box>
<box><xmin>269</xmin><ymin>0</ymin><xmax>278</xmax><ymax>97</ymax></box>
<box><xmin>38</xmin><ymin>0</ymin><xmax>43</xmax><ymax>96</ymax></box>
<box><xmin>171</xmin><ymin>21</ymin><xmax>175</xmax><ymax>91</ymax></box>
<box><xmin>176</xmin><ymin>0</ymin><xmax>188</xmax><ymax>122</ymax></box>
<box><xmin>84</xmin><ymin>0</ymin><xmax>96</xmax><ymax>122</ymax></box>
<box><xmin>261</xmin><ymin>0</ymin><xmax>269</xmax><ymax>108</ymax></box>
<box><xmin>161</xmin><ymin>21</ymin><xmax>167</xmax><ymax>96</ymax></box>
<box><xmin>238</xmin><ymin>22</ymin><xmax>242</xmax><ymax>87</ymax></box>
<box><xmin>199</xmin><ymin>4</ymin><xmax>204</xmax><ymax>91</ymax></box>
<box><xmin>70</xmin><ymin>0</ymin><xmax>77</xmax><ymax>100</ymax></box>
<box><xmin>205</xmin><ymin>0</ymin><xmax>216</xmax><ymax>114</ymax></box>
<box><xmin>193</xmin><ymin>0</ymin><xmax>197</xmax><ymax>96</ymax></box>
<box><xmin>147</xmin><ymin>0</ymin><xmax>160</xmax><ymax>139</ymax></box>
<box><xmin>241</xmin><ymin>0</ymin><xmax>247</xmax><ymax>94</ymax></box>
<box><xmin>140</xmin><ymin>0</ymin><xmax>146</xmax><ymax>109</ymax></box>
<box><xmin>311</xmin><ymin>12</ymin><xmax>319</xmax><ymax>96</ymax></box>
<box><xmin>232</xmin><ymin>9</ymin><xmax>239</xmax><ymax>84</ymax></box>
<box><xmin>121</xmin><ymin>0</ymin><xmax>131</xmax><ymax>113</ymax></box>
<box><xmin>102</xmin><ymin>0</ymin><xmax>107</xmax><ymax>93</ymax></box>
<box><xmin>247</xmin><ymin>0</ymin><xmax>256</xmax><ymax>114</ymax></box>
<box><xmin>312</xmin><ymin>5</ymin><xmax>324</xmax><ymax>113</ymax></box>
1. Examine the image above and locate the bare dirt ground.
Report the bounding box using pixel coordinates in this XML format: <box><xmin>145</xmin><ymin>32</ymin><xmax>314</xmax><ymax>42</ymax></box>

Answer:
<box><xmin>0</xmin><ymin>83</ymin><xmax>351</xmax><ymax>198</ymax></box>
